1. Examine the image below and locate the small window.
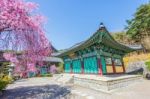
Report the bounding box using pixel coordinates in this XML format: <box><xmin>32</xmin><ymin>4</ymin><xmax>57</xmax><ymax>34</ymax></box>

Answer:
<box><xmin>114</xmin><ymin>59</ymin><xmax>122</xmax><ymax>66</ymax></box>
<box><xmin>105</xmin><ymin>57</ymin><xmax>112</xmax><ymax>65</ymax></box>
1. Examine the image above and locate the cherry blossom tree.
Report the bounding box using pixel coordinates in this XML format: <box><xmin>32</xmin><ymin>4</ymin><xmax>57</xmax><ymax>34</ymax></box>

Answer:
<box><xmin>0</xmin><ymin>0</ymin><xmax>51</xmax><ymax>75</ymax></box>
<box><xmin>50</xmin><ymin>64</ymin><xmax>57</xmax><ymax>74</ymax></box>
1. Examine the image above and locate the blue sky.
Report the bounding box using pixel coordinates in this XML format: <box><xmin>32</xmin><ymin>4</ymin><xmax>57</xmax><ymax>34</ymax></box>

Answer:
<box><xmin>29</xmin><ymin>0</ymin><xmax>149</xmax><ymax>50</ymax></box>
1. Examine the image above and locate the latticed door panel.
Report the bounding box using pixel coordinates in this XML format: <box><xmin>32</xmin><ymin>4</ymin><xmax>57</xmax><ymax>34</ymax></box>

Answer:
<box><xmin>28</xmin><ymin>72</ymin><xmax>36</xmax><ymax>77</ymax></box>
<box><xmin>101</xmin><ymin>56</ymin><xmax>107</xmax><ymax>74</ymax></box>
<box><xmin>72</xmin><ymin>60</ymin><xmax>76</xmax><ymax>73</ymax></box>
<box><xmin>77</xmin><ymin>60</ymin><xmax>82</xmax><ymax>73</ymax></box>
<box><xmin>84</xmin><ymin>59</ymin><xmax>87</xmax><ymax>73</ymax></box>
<box><xmin>64</xmin><ymin>61</ymin><xmax>71</xmax><ymax>73</ymax></box>
<box><xmin>84</xmin><ymin>58</ymin><xmax>89</xmax><ymax>73</ymax></box>
<box><xmin>83</xmin><ymin>56</ymin><xmax>98</xmax><ymax>74</ymax></box>
<box><xmin>40</xmin><ymin>67</ymin><xmax>47</xmax><ymax>74</ymax></box>
<box><xmin>72</xmin><ymin>59</ymin><xmax>81</xmax><ymax>73</ymax></box>
<box><xmin>92</xmin><ymin>57</ymin><xmax>98</xmax><ymax>74</ymax></box>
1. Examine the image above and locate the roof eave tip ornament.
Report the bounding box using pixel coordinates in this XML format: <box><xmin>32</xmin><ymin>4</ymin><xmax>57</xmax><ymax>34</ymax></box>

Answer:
<box><xmin>99</xmin><ymin>22</ymin><xmax>105</xmax><ymax>31</ymax></box>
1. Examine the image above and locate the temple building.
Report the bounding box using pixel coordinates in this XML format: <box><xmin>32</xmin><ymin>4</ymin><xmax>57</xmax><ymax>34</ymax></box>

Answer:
<box><xmin>58</xmin><ymin>23</ymin><xmax>142</xmax><ymax>75</ymax></box>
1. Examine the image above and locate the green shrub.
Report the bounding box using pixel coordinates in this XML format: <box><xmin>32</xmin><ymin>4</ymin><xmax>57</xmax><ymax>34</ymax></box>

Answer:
<box><xmin>0</xmin><ymin>73</ymin><xmax>4</xmax><ymax>79</ymax></box>
<box><xmin>57</xmin><ymin>63</ymin><xmax>64</xmax><ymax>73</ymax></box>
<box><xmin>41</xmin><ymin>74</ymin><xmax>52</xmax><ymax>77</ymax></box>
<box><xmin>0</xmin><ymin>75</ymin><xmax>14</xmax><ymax>91</ymax></box>
<box><xmin>0</xmin><ymin>80</ymin><xmax>8</xmax><ymax>91</ymax></box>
<box><xmin>145</xmin><ymin>61</ymin><xmax>150</xmax><ymax>71</ymax></box>
<box><xmin>2</xmin><ymin>75</ymin><xmax>13</xmax><ymax>84</ymax></box>
<box><xmin>0</xmin><ymin>62</ymin><xmax>10</xmax><ymax>75</ymax></box>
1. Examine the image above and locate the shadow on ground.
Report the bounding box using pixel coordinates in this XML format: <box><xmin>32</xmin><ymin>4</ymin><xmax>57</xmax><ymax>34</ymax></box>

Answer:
<box><xmin>0</xmin><ymin>84</ymin><xmax>71</xmax><ymax>99</ymax></box>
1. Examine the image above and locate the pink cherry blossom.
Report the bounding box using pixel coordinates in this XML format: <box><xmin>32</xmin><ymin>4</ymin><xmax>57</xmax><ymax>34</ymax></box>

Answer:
<box><xmin>50</xmin><ymin>64</ymin><xmax>57</xmax><ymax>74</ymax></box>
<box><xmin>0</xmin><ymin>0</ymin><xmax>52</xmax><ymax>76</ymax></box>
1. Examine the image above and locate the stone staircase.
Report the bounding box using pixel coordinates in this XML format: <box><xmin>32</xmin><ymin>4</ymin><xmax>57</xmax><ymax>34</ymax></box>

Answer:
<box><xmin>53</xmin><ymin>73</ymin><xmax>74</xmax><ymax>84</ymax></box>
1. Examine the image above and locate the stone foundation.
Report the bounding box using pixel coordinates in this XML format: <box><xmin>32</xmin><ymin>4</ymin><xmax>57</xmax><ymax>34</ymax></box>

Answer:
<box><xmin>73</xmin><ymin>74</ymin><xmax>142</xmax><ymax>92</ymax></box>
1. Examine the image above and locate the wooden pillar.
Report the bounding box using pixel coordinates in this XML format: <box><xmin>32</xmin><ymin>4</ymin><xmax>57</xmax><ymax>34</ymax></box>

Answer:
<box><xmin>122</xmin><ymin>59</ymin><xmax>126</xmax><ymax>73</ymax></box>
<box><xmin>81</xmin><ymin>59</ymin><xmax>84</xmax><ymax>74</ymax></box>
<box><xmin>111</xmin><ymin>58</ymin><xmax>116</xmax><ymax>74</ymax></box>
<box><xmin>97</xmin><ymin>57</ymin><xmax>103</xmax><ymax>76</ymax></box>
<box><xmin>70</xmin><ymin>61</ymin><xmax>73</xmax><ymax>74</ymax></box>
<box><xmin>63</xmin><ymin>62</ymin><xmax>65</xmax><ymax>73</ymax></box>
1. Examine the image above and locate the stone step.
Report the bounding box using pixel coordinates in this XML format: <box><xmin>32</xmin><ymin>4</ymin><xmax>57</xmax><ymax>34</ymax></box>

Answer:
<box><xmin>55</xmin><ymin>74</ymin><xmax>74</xmax><ymax>84</ymax></box>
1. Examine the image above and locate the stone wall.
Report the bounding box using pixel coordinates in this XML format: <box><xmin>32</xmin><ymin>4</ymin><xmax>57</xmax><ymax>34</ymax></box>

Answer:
<box><xmin>126</xmin><ymin>61</ymin><xmax>148</xmax><ymax>74</ymax></box>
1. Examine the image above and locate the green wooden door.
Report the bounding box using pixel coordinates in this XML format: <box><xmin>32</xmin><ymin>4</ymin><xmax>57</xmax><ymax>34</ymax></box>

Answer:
<box><xmin>72</xmin><ymin>59</ymin><xmax>81</xmax><ymax>73</ymax></box>
<box><xmin>101</xmin><ymin>56</ymin><xmax>107</xmax><ymax>74</ymax></box>
<box><xmin>92</xmin><ymin>57</ymin><xmax>98</xmax><ymax>74</ymax></box>
<box><xmin>84</xmin><ymin>58</ymin><xmax>86</xmax><ymax>73</ymax></box>
<box><xmin>40</xmin><ymin>67</ymin><xmax>47</xmax><ymax>75</ymax></box>
<box><xmin>84</xmin><ymin>58</ymin><xmax>90</xmax><ymax>73</ymax></box>
<box><xmin>84</xmin><ymin>58</ymin><xmax>88</xmax><ymax>73</ymax></box>
<box><xmin>64</xmin><ymin>61</ymin><xmax>71</xmax><ymax>73</ymax></box>
<box><xmin>72</xmin><ymin>60</ymin><xmax>76</xmax><ymax>73</ymax></box>
<box><xmin>28</xmin><ymin>72</ymin><xmax>36</xmax><ymax>77</ymax></box>
<box><xmin>84</xmin><ymin>57</ymin><xmax>98</xmax><ymax>74</ymax></box>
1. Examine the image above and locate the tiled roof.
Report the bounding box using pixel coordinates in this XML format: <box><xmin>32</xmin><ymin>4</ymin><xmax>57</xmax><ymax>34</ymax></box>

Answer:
<box><xmin>56</xmin><ymin>23</ymin><xmax>143</xmax><ymax>56</ymax></box>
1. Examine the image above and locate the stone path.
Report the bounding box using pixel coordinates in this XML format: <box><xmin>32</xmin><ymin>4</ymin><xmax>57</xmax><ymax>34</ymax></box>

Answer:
<box><xmin>0</xmin><ymin>77</ymin><xmax>71</xmax><ymax>99</ymax></box>
<box><xmin>0</xmin><ymin>77</ymin><xmax>150</xmax><ymax>99</ymax></box>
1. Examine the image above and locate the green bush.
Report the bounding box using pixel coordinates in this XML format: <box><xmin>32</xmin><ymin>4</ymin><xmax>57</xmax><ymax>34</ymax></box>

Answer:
<box><xmin>0</xmin><ymin>80</ymin><xmax>8</xmax><ymax>91</ymax></box>
<box><xmin>0</xmin><ymin>73</ymin><xmax>4</xmax><ymax>79</ymax></box>
<box><xmin>145</xmin><ymin>61</ymin><xmax>150</xmax><ymax>71</ymax></box>
<box><xmin>41</xmin><ymin>74</ymin><xmax>52</xmax><ymax>77</ymax></box>
<box><xmin>2</xmin><ymin>75</ymin><xmax>13</xmax><ymax>84</ymax></box>
<box><xmin>57</xmin><ymin>63</ymin><xmax>64</xmax><ymax>73</ymax></box>
<box><xmin>0</xmin><ymin>75</ymin><xmax>13</xmax><ymax>91</ymax></box>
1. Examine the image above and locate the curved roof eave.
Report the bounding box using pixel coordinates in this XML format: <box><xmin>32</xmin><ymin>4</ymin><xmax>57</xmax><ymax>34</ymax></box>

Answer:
<box><xmin>58</xmin><ymin>24</ymin><xmax>143</xmax><ymax>57</ymax></box>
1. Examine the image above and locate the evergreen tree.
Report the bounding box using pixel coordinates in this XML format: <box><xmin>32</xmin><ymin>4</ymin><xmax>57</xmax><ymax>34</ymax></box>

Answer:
<box><xmin>126</xmin><ymin>2</ymin><xmax>150</xmax><ymax>50</ymax></box>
